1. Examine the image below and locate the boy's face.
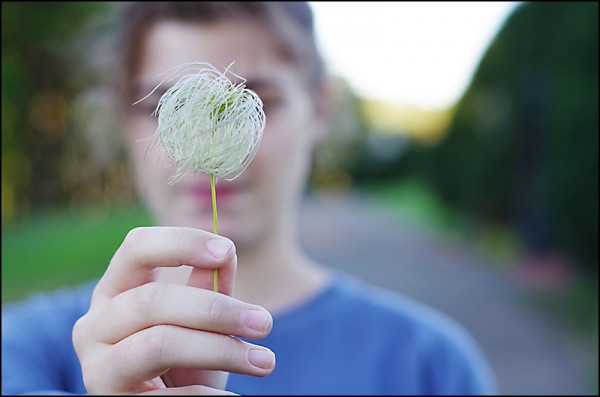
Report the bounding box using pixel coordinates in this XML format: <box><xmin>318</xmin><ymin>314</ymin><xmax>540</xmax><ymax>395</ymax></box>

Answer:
<box><xmin>124</xmin><ymin>20</ymin><xmax>326</xmax><ymax>246</ymax></box>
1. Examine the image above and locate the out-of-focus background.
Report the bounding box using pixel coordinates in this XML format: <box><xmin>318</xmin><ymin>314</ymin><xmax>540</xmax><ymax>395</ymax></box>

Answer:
<box><xmin>2</xmin><ymin>1</ymin><xmax>597</xmax><ymax>395</ymax></box>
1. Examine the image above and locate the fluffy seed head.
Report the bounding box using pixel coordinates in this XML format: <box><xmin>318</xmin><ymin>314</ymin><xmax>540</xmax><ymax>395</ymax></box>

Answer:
<box><xmin>137</xmin><ymin>62</ymin><xmax>266</xmax><ymax>184</ymax></box>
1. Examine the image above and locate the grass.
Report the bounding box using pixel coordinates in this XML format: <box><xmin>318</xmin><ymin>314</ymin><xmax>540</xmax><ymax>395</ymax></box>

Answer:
<box><xmin>2</xmin><ymin>202</ymin><xmax>153</xmax><ymax>303</ymax></box>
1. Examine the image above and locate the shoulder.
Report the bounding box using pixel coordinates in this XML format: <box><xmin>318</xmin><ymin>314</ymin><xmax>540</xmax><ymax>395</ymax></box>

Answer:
<box><xmin>328</xmin><ymin>272</ymin><xmax>498</xmax><ymax>394</ymax></box>
<box><xmin>329</xmin><ymin>272</ymin><xmax>468</xmax><ymax>336</ymax></box>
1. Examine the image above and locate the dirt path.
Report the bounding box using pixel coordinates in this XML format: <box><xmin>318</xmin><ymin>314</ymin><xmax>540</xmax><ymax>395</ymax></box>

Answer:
<box><xmin>297</xmin><ymin>191</ymin><xmax>595</xmax><ymax>395</ymax></box>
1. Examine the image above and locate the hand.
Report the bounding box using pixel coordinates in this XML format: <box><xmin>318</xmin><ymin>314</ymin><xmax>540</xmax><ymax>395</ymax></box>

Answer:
<box><xmin>72</xmin><ymin>227</ymin><xmax>275</xmax><ymax>395</ymax></box>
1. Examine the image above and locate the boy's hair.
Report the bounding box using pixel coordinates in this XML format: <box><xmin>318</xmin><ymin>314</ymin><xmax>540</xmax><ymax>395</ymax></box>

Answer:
<box><xmin>118</xmin><ymin>1</ymin><xmax>325</xmax><ymax>101</ymax></box>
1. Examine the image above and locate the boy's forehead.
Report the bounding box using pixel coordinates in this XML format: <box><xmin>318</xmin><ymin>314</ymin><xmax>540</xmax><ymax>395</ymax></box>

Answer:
<box><xmin>138</xmin><ymin>21</ymin><xmax>293</xmax><ymax>83</ymax></box>
<box><xmin>144</xmin><ymin>21</ymin><xmax>281</xmax><ymax>62</ymax></box>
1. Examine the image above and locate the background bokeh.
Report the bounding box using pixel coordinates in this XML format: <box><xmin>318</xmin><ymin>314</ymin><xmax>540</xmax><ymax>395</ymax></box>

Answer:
<box><xmin>2</xmin><ymin>1</ymin><xmax>598</xmax><ymax>394</ymax></box>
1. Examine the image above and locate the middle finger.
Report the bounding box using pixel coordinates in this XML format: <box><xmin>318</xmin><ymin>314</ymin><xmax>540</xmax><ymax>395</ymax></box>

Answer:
<box><xmin>92</xmin><ymin>282</ymin><xmax>273</xmax><ymax>343</ymax></box>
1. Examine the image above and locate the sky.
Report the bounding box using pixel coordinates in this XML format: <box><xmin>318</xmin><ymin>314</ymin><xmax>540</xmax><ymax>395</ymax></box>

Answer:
<box><xmin>310</xmin><ymin>1</ymin><xmax>522</xmax><ymax>110</ymax></box>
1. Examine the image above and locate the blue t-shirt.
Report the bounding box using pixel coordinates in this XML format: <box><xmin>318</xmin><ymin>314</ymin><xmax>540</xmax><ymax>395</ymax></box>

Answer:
<box><xmin>2</xmin><ymin>272</ymin><xmax>497</xmax><ymax>395</ymax></box>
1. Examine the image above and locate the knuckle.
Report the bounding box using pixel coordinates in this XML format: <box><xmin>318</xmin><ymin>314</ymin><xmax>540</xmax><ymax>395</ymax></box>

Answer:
<box><xmin>72</xmin><ymin>314</ymin><xmax>90</xmax><ymax>352</ymax></box>
<box><xmin>216</xmin><ymin>334</ymin><xmax>238</xmax><ymax>364</ymax></box>
<box><xmin>205</xmin><ymin>294</ymin><xmax>226</xmax><ymax>325</ymax></box>
<box><xmin>175</xmin><ymin>227</ymin><xmax>191</xmax><ymax>252</ymax></box>
<box><xmin>203</xmin><ymin>294</ymin><xmax>244</xmax><ymax>334</ymax></box>
<box><xmin>139</xmin><ymin>324</ymin><xmax>171</xmax><ymax>365</ymax></box>
<box><xmin>133</xmin><ymin>282</ymin><xmax>162</xmax><ymax>316</ymax></box>
<box><xmin>122</xmin><ymin>226</ymin><xmax>147</xmax><ymax>250</ymax></box>
<box><xmin>72</xmin><ymin>317</ymin><xmax>84</xmax><ymax>347</ymax></box>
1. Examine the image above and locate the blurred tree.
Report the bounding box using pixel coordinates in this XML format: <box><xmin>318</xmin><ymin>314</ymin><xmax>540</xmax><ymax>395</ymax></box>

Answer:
<box><xmin>413</xmin><ymin>2</ymin><xmax>598</xmax><ymax>276</ymax></box>
<box><xmin>2</xmin><ymin>2</ymin><xmax>131</xmax><ymax>224</ymax></box>
<box><xmin>310</xmin><ymin>76</ymin><xmax>369</xmax><ymax>191</ymax></box>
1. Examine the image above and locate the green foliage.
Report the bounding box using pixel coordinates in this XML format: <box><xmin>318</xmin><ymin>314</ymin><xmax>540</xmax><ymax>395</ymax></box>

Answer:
<box><xmin>2</xmin><ymin>2</ymin><xmax>124</xmax><ymax>223</ymax></box>
<box><xmin>362</xmin><ymin>177</ymin><xmax>469</xmax><ymax>234</ymax></box>
<box><xmin>310</xmin><ymin>76</ymin><xmax>370</xmax><ymax>189</ymax></box>
<box><xmin>412</xmin><ymin>2</ymin><xmax>598</xmax><ymax>275</ymax></box>
<box><xmin>309</xmin><ymin>76</ymin><xmax>367</xmax><ymax>188</ymax></box>
<box><xmin>2</xmin><ymin>204</ymin><xmax>153</xmax><ymax>303</ymax></box>
<box><xmin>2</xmin><ymin>2</ymin><xmax>110</xmax><ymax>45</ymax></box>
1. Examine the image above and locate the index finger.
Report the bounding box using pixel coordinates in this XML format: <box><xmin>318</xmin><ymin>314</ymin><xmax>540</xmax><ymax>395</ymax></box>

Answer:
<box><xmin>93</xmin><ymin>226</ymin><xmax>236</xmax><ymax>302</ymax></box>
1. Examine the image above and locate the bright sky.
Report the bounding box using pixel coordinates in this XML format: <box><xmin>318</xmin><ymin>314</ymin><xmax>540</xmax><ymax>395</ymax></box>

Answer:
<box><xmin>311</xmin><ymin>1</ymin><xmax>521</xmax><ymax>110</ymax></box>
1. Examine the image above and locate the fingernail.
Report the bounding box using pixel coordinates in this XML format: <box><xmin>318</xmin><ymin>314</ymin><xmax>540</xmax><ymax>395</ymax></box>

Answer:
<box><xmin>206</xmin><ymin>239</ymin><xmax>233</xmax><ymax>258</ymax></box>
<box><xmin>242</xmin><ymin>309</ymin><xmax>272</xmax><ymax>333</ymax></box>
<box><xmin>248</xmin><ymin>348</ymin><xmax>275</xmax><ymax>370</ymax></box>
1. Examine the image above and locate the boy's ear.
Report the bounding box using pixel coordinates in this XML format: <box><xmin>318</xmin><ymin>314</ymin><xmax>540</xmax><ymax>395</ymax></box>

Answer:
<box><xmin>311</xmin><ymin>77</ymin><xmax>334</xmax><ymax>143</ymax></box>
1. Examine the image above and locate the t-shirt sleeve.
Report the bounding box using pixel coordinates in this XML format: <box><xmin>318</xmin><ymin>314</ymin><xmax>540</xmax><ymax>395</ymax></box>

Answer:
<box><xmin>421</xmin><ymin>321</ymin><xmax>498</xmax><ymax>395</ymax></box>
<box><xmin>2</xmin><ymin>283</ymin><xmax>93</xmax><ymax>395</ymax></box>
<box><xmin>360</xmin><ymin>280</ymin><xmax>499</xmax><ymax>395</ymax></box>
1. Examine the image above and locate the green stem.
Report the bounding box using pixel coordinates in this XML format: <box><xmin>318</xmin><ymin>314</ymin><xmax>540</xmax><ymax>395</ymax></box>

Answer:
<box><xmin>210</xmin><ymin>173</ymin><xmax>218</xmax><ymax>292</ymax></box>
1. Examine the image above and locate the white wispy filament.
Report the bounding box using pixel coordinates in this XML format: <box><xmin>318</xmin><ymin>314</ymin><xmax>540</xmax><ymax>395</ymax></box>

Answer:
<box><xmin>136</xmin><ymin>62</ymin><xmax>266</xmax><ymax>184</ymax></box>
